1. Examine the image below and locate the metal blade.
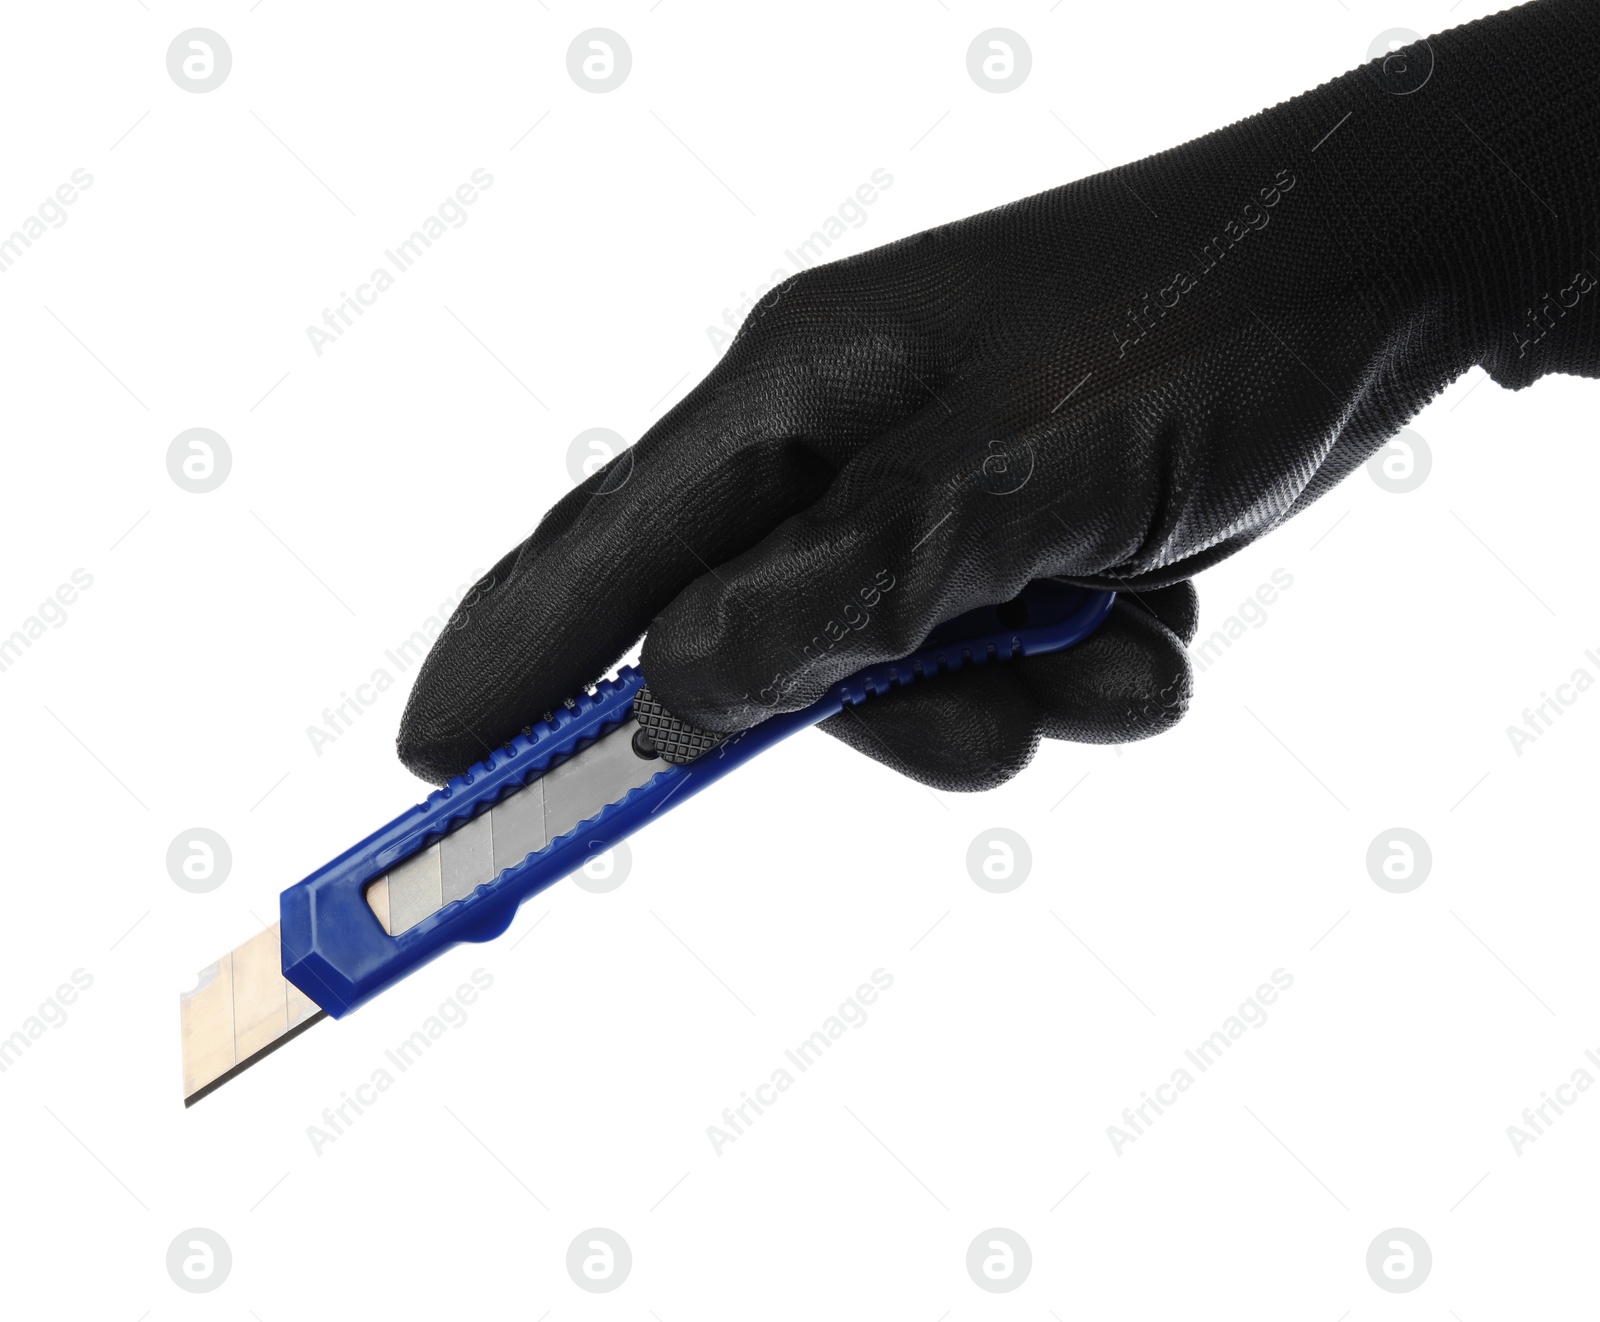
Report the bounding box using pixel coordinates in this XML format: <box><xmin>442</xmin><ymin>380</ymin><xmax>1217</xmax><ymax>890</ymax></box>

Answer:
<box><xmin>368</xmin><ymin>721</ymin><xmax>662</xmax><ymax>934</ymax></box>
<box><xmin>179</xmin><ymin>922</ymin><xmax>324</xmax><ymax>1107</ymax></box>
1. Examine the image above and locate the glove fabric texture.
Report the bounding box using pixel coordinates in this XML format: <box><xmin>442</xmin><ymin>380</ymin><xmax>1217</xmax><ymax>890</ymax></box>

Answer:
<box><xmin>399</xmin><ymin>0</ymin><xmax>1600</xmax><ymax>789</ymax></box>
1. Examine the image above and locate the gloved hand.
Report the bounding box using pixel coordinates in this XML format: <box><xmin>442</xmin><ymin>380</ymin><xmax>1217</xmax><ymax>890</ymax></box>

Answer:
<box><xmin>399</xmin><ymin>0</ymin><xmax>1600</xmax><ymax>789</ymax></box>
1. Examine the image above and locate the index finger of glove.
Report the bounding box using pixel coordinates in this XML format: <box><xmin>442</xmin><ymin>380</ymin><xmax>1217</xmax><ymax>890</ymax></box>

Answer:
<box><xmin>396</xmin><ymin>312</ymin><xmax>878</xmax><ymax>782</ymax></box>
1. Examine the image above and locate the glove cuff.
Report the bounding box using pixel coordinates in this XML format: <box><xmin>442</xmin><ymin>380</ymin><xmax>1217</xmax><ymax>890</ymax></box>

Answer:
<box><xmin>1266</xmin><ymin>0</ymin><xmax>1600</xmax><ymax>391</ymax></box>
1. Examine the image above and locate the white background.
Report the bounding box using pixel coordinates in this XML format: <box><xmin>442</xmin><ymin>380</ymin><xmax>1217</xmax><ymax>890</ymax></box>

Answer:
<box><xmin>0</xmin><ymin>1</ymin><xmax>1595</xmax><ymax>1316</ymax></box>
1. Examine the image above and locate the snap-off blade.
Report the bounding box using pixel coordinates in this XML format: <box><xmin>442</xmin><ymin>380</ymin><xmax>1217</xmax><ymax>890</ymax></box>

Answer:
<box><xmin>179</xmin><ymin>923</ymin><xmax>324</xmax><ymax>1107</ymax></box>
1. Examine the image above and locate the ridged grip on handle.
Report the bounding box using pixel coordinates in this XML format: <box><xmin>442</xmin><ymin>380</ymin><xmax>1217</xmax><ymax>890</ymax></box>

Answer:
<box><xmin>634</xmin><ymin>580</ymin><xmax>1116</xmax><ymax>762</ymax></box>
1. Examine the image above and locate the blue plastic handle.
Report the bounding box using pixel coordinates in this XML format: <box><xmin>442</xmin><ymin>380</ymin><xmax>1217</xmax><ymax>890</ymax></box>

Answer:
<box><xmin>281</xmin><ymin>581</ymin><xmax>1116</xmax><ymax>1017</ymax></box>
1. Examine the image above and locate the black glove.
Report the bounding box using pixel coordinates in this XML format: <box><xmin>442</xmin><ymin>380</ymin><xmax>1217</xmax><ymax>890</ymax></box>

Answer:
<box><xmin>399</xmin><ymin>0</ymin><xmax>1600</xmax><ymax>789</ymax></box>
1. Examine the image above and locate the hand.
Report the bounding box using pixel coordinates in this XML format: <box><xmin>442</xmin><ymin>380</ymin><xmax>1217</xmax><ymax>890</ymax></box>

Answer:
<box><xmin>398</xmin><ymin>0</ymin><xmax>1600</xmax><ymax>788</ymax></box>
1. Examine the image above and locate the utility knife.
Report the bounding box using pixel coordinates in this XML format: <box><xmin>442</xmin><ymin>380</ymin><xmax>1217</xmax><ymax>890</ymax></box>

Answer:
<box><xmin>178</xmin><ymin>580</ymin><xmax>1116</xmax><ymax>1105</ymax></box>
